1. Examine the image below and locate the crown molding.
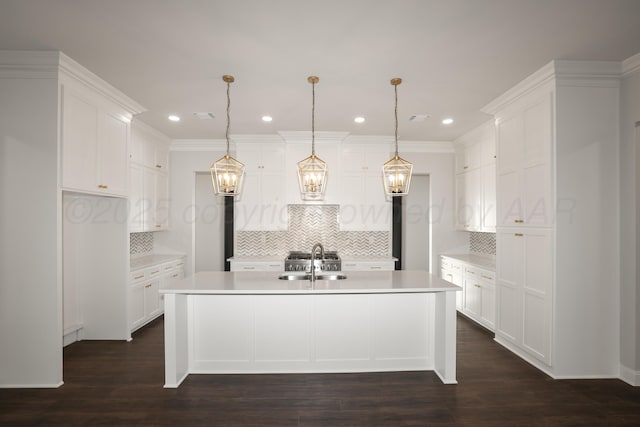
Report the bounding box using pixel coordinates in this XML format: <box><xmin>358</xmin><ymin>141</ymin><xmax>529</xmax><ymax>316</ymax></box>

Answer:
<box><xmin>171</xmin><ymin>139</ymin><xmax>229</xmax><ymax>152</ymax></box>
<box><xmin>343</xmin><ymin>135</ymin><xmax>395</xmax><ymax>145</ymax></box>
<box><xmin>622</xmin><ymin>52</ymin><xmax>640</xmax><ymax>77</ymax></box>
<box><xmin>230</xmin><ymin>134</ymin><xmax>285</xmax><ymax>144</ymax></box>
<box><xmin>0</xmin><ymin>50</ymin><xmax>146</xmax><ymax>115</ymax></box>
<box><xmin>278</xmin><ymin>131</ymin><xmax>349</xmax><ymax>143</ymax></box>
<box><xmin>398</xmin><ymin>140</ymin><xmax>455</xmax><ymax>153</ymax></box>
<box><xmin>483</xmin><ymin>60</ymin><xmax>622</xmax><ymax>114</ymax></box>
<box><xmin>59</xmin><ymin>52</ymin><xmax>146</xmax><ymax>115</ymax></box>
<box><xmin>0</xmin><ymin>50</ymin><xmax>61</xmax><ymax>79</ymax></box>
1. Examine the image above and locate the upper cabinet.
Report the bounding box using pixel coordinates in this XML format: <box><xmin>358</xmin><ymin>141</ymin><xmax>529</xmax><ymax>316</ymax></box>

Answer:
<box><xmin>61</xmin><ymin>85</ymin><xmax>130</xmax><ymax>197</ymax></box>
<box><xmin>338</xmin><ymin>142</ymin><xmax>392</xmax><ymax>231</ymax></box>
<box><xmin>235</xmin><ymin>140</ymin><xmax>288</xmax><ymax>231</ymax></box>
<box><xmin>59</xmin><ymin>55</ymin><xmax>145</xmax><ymax>198</ymax></box>
<box><xmin>495</xmin><ymin>94</ymin><xmax>552</xmax><ymax>228</ymax></box>
<box><xmin>454</xmin><ymin>121</ymin><xmax>497</xmax><ymax>232</ymax></box>
<box><xmin>129</xmin><ymin>121</ymin><xmax>171</xmax><ymax>232</ymax></box>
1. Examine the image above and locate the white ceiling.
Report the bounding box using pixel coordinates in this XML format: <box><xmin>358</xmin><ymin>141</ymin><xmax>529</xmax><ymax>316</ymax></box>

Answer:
<box><xmin>2</xmin><ymin>0</ymin><xmax>640</xmax><ymax>142</ymax></box>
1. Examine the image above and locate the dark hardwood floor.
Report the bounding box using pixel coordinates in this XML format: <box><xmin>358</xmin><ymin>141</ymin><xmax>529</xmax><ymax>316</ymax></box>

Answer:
<box><xmin>1</xmin><ymin>315</ymin><xmax>639</xmax><ymax>426</ymax></box>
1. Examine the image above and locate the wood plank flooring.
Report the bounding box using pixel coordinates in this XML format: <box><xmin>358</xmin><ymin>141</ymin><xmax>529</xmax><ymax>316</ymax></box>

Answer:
<box><xmin>1</xmin><ymin>315</ymin><xmax>639</xmax><ymax>426</ymax></box>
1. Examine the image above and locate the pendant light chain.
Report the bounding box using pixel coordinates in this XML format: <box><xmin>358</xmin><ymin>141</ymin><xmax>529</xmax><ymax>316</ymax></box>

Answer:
<box><xmin>311</xmin><ymin>78</ymin><xmax>316</xmax><ymax>156</ymax></box>
<box><xmin>394</xmin><ymin>81</ymin><xmax>399</xmax><ymax>156</ymax></box>
<box><xmin>225</xmin><ymin>78</ymin><xmax>231</xmax><ymax>155</ymax></box>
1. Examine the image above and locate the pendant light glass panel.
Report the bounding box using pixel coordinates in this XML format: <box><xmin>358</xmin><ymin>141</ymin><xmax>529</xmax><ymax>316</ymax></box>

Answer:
<box><xmin>297</xmin><ymin>154</ymin><xmax>327</xmax><ymax>200</ymax></box>
<box><xmin>297</xmin><ymin>76</ymin><xmax>328</xmax><ymax>201</ymax></box>
<box><xmin>382</xmin><ymin>155</ymin><xmax>412</xmax><ymax>196</ymax></box>
<box><xmin>211</xmin><ymin>154</ymin><xmax>245</xmax><ymax>195</ymax></box>
<box><xmin>211</xmin><ymin>75</ymin><xmax>245</xmax><ymax>196</ymax></box>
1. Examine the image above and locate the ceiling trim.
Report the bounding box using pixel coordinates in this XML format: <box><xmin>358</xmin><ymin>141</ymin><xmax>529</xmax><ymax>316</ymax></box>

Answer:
<box><xmin>278</xmin><ymin>131</ymin><xmax>349</xmax><ymax>144</ymax></box>
<box><xmin>171</xmin><ymin>139</ymin><xmax>229</xmax><ymax>152</ymax></box>
<box><xmin>623</xmin><ymin>52</ymin><xmax>640</xmax><ymax>77</ymax></box>
<box><xmin>0</xmin><ymin>50</ymin><xmax>61</xmax><ymax>79</ymax></box>
<box><xmin>58</xmin><ymin>52</ymin><xmax>146</xmax><ymax>115</ymax></box>
<box><xmin>399</xmin><ymin>141</ymin><xmax>455</xmax><ymax>153</ymax></box>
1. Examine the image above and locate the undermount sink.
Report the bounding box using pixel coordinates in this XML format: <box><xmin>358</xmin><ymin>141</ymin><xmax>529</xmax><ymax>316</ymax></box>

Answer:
<box><xmin>278</xmin><ymin>274</ymin><xmax>347</xmax><ymax>281</ymax></box>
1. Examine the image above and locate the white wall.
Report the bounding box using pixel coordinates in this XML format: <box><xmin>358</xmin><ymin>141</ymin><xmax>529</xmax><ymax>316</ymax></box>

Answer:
<box><xmin>154</xmin><ymin>147</ymin><xmax>227</xmax><ymax>277</ymax></box>
<box><xmin>0</xmin><ymin>75</ymin><xmax>62</xmax><ymax>387</ymax></box>
<box><xmin>194</xmin><ymin>173</ymin><xmax>225</xmax><ymax>272</ymax></box>
<box><xmin>620</xmin><ymin>55</ymin><xmax>640</xmax><ymax>382</ymax></box>
<box><xmin>399</xmin><ymin>150</ymin><xmax>467</xmax><ymax>273</ymax></box>
<box><xmin>403</xmin><ymin>175</ymin><xmax>430</xmax><ymax>271</ymax></box>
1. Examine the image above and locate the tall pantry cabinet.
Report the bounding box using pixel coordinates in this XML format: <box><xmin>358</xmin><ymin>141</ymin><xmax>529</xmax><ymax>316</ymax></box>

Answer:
<box><xmin>483</xmin><ymin>60</ymin><xmax>620</xmax><ymax>378</ymax></box>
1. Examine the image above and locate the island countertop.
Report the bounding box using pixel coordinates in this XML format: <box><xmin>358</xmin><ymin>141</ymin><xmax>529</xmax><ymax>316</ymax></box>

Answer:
<box><xmin>160</xmin><ymin>270</ymin><xmax>461</xmax><ymax>295</ymax></box>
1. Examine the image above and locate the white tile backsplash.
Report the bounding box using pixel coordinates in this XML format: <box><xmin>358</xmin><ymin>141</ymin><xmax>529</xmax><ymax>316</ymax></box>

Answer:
<box><xmin>235</xmin><ymin>205</ymin><xmax>391</xmax><ymax>256</ymax></box>
<box><xmin>130</xmin><ymin>232</ymin><xmax>154</xmax><ymax>255</ymax></box>
<box><xmin>469</xmin><ymin>232</ymin><xmax>496</xmax><ymax>255</ymax></box>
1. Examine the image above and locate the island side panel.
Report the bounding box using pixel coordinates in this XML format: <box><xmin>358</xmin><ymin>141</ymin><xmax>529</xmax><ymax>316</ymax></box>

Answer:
<box><xmin>163</xmin><ymin>293</ymin><xmax>189</xmax><ymax>388</ymax></box>
<box><xmin>434</xmin><ymin>290</ymin><xmax>458</xmax><ymax>384</ymax></box>
<box><xmin>188</xmin><ymin>292</ymin><xmax>436</xmax><ymax>374</ymax></box>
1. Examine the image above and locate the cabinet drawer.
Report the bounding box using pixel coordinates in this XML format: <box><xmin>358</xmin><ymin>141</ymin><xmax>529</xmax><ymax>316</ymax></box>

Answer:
<box><xmin>129</xmin><ymin>270</ymin><xmax>147</xmax><ymax>282</ymax></box>
<box><xmin>230</xmin><ymin>261</ymin><xmax>284</xmax><ymax>272</ymax></box>
<box><xmin>342</xmin><ymin>261</ymin><xmax>395</xmax><ymax>271</ymax></box>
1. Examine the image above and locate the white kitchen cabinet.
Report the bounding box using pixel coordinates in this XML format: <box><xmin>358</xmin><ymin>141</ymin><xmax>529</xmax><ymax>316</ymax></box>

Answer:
<box><xmin>496</xmin><ymin>228</ymin><xmax>551</xmax><ymax>364</ymax></box>
<box><xmin>338</xmin><ymin>144</ymin><xmax>392</xmax><ymax>231</ymax></box>
<box><xmin>129</xmin><ymin>257</ymin><xmax>185</xmax><ymax>332</ymax></box>
<box><xmin>129</xmin><ymin>121</ymin><xmax>171</xmax><ymax>232</ymax></box>
<box><xmin>440</xmin><ymin>256</ymin><xmax>464</xmax><ymax>311</ymax></box>
<box><xmin>462</xmin><ymin>265</ymin><xmax>496</xmax><ymax>330</ymax></box>
<box><xmin>235</xmin><ymin>142</ymin><xmax>287</xmax><ymax>231</ymax></box>
<box><xmin>341</xmin><ymin>260</ymin><xmax>395</xmax><ymax>271</ymax></box>
<box><xmin>495</xmin><ymin>95</ymin><xmax>552</xmax><ymax>228</ymax></box>
<box><xmin>454</xmin><ymin>121</ymin><xmax>496</xmax><ymax>232</ymax></box>
<box><xmin>61</xmin><ymin>85</ymin><xmax>130</xmax><ymax>197</ymax></box>
<box><xmin>229</xmin><ymin>260</ymin><xmax>284</xmax><ymax>272</ymax></box>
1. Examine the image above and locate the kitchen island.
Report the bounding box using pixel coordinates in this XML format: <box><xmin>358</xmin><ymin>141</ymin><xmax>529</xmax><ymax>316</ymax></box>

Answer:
<box><xmin>161</xmin><ymin>270</ymin><xmax>460</xmax><ymax>388</ymax></box>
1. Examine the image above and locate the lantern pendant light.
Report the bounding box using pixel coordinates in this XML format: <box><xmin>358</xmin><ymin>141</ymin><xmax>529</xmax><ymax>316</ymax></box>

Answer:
<box><xmin>211</xmin><ymin>75</ymin><xmax>245</xmax><ymax>196</ymax></box>
<box><xmin>297</xmin><ymin>76</ymin><xmax>328</xmax><ymax>201</ymax></box>
<box><xmin>382</xmin><ymin>77</ymin><xmax>413</xmax><ymax>196</ymax></box>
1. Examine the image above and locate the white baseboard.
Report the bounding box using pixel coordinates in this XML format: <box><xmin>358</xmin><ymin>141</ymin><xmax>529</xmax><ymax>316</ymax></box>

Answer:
<box><xmin>620</xmin><ymin>364</ymin><xmax>640</xmax><ymax>386</ymax></box>
<box><xmin>0</xmin><ymin>381</ymin><xmax>63</xmax><ymax>388</ymax></box>
<box><xmin>63</xmin><ymin>324</ymin><xmax>83</xmax><ymax>347</ymax></box>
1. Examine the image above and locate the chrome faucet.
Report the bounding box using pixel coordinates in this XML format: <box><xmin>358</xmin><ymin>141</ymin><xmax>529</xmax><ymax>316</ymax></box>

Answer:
<box><xmin>310</xmin><ymin>243</ymin><xmax>325</xmax><ymax>282</ymax></box>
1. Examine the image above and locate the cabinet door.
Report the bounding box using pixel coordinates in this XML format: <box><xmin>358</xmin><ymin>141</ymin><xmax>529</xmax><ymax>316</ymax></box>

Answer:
<box><xmin>235</xmin><ymin>172</ymin><xmax>262</xmax><ymax>231</ymax></box>
<box><xmin>98</xmin><ymin>112</ymin><xmax>129</xmax><ymax>196</ymax></box>
<box><xmin>496</xmin><ymin>230</ymin><xmax>524</xmax><ymax>344</ymax></box>
<box><xmin>129</xmin><ymin>163</ymin><xmax>144</xmax><ymax>232</ymax></box>
<box><xmin>364</xmin><ymin>172</ymin><xmax>391</xmax><ymax>231</ymax></box>
<box><xmin>154</xmin><ymin>172</ymin><xmax>169</xmax><ymax>230</ymax></box>
<box><xmin>144</xmin><ymin>280</ymin><xmax>161</xmax><ymax>319</ymax></box>
<box><xmin>62</xmin><ymin>90</ymin><xmax>99</xmax><ymax>191</ymax></box>
<box><xmin>463</xmin><ymin>268</ymin><xmax>481</xmax><ymax>317</ymax></box>
<box><xmin>338</xmin><ymin>173</ymin><xmax>367</xmax><ymax>231</ymax></box>
<box><xmin>480</xmin><ymin>283</ymin><xmax>496</xmax><ymax>329</ymax></box>
<box><xmin>260</xmin><ymin>172</ymin><xmax>288</xmax><ymax>231</ymax></box>
<box><xmin>143</xmin><ymin>168</ymin><xmax>156</xmax><ymax>231</ymax></box>
<box><xmin>482</xmin><ymin>163</ymin><xmax>497</xmax><ymax>231</ymax></box>
<box><xmin>128</xmin><ymin>282</ymin><xmax>145</xmax><ymax>331</ymax></box>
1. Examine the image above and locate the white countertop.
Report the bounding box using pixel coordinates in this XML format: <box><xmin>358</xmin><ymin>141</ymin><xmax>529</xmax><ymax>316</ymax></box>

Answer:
<box><xmin>160</xmin><ymin>270</ymin><xmax>460</xmax><ymax>295</ymax></box>
<box><xmin>441</xmin><ymin>253</ymin><xmax>495</xmax><ymax>270</ymax></box>
<box><xmin>130</xmin><ymin>253</ymin><xmax>185</xmax><ymax>271</ymax></box>
<box><xmin>228</xmin><ymin>255</ymin><xmax>397</xmax><ymax>262</ymax></box>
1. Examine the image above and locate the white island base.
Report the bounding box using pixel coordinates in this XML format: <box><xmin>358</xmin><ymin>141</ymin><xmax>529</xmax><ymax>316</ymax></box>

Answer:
<box><xmin>161</xmin><ymin>270</ymin><xmax>460</xmax><ymax>388</ymax></box>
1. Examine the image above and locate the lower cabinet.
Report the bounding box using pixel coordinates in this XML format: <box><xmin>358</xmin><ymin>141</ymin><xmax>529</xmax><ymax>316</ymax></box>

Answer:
<box><xmin>128</xmin><ymin>257</ymin><xmax>185</xmax><ymax>333</ymax></box>
<box><xmin>230</xmin><ymin>260</ymin><xmax>284</xmax><ymax>272</ymax></box>
<box><xmin>440</xmin><ymin>255</ymin><xmax>496</xmax><ymax>331</ymax></box>
<box><xmin>341</xmin><ymin>260</ymin><xmax>395</xmax><ymax>271</ymax></box>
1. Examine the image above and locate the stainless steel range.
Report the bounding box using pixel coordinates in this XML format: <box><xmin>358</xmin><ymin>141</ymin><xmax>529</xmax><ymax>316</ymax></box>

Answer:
<box><xmin>284</xmin><ymin>250</ymin><xmax>341</xmax><ymax>272</ymax></box>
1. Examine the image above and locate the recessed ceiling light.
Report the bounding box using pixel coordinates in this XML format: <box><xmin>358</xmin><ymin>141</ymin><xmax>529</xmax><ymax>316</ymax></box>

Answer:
<box><xmin>168</xmin><ymin>115</ymin><xmax>180</xmax><ymax>122</ymax></box>
<box><xmin>262</xmin><ymin>115</ymin><xmax>273</xmax><ymax>122</ymax></box>
<box><xmin>442</xmin><ymin>117</ymin><xmax>454</xmax><ymax>125</ymax></box>
<box><xmin>354</xmin><ymin>116</ymin><xmax>365</xmax><ymax>123</ymax></box>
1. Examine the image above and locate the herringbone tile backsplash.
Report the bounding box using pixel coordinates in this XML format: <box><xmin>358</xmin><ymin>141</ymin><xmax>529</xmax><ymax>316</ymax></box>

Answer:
<box><xmin>236</xmin><ymin>205</ymin><xmax>391</xmax><ymax>256</ymax></box>
<box><xmin>130</xmin><ymin>232</ymin><xmax>153</xmax><ymax>255</ymax></box>
<box><xmin>469</xmin><ymin>232</ymin><xmax>496</xmax><ymax>255</ymax></box>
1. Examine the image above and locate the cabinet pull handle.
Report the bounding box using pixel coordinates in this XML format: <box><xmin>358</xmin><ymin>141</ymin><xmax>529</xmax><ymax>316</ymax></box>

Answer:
<box><xmin>474</xmin><ymin>284</ymin><xmax>481</xmax><ymax>288</ymax></box>
<box><xmin>514</xmin><ymin>219</ymin><xmax>524</xmax><ymax>223</ymax></box>
<box><xmin>150</xmin><ymin>270</ymin><xmax>160</xmax><ymax>274</ymax></box>
<box><xmin>514</xmin><ymin>233</ymin><xmax>523</xmax><ymax>237</ymax></box>
<box><xmin>133</xmin><ymin>274</ymin><xmax>144</xmax><ymax>280</ymax></box>
<box><xmin>370</xmin><ymin>266</ymin><xmax>382</xmax><ymax>270</ymax></box>
<box><xmin>463</xmin><ymin>166</ymin><xmax>469</xmax><ymax>170</ymax></box>
<box><xmin>171</xmin><ymin>274</ymin><xmax>179</xmax><ymax>278</ymax></box>
<box><xmin>243</xmin><ymin>266</ymin><xmax>255</xmax><ymax>270</ymax></box>
<box><xmin>155</xmin><ymin>164</ymin><xmax>162</xmax><ymax>169</ymax></box>
<box><xmin>145</xmin><ymin>284</ymin><xmax>152</xmax><ymax>288</ymax></box>
<box><xmin>481</xmin><ymin>275</ymin><xmax>493</xmax><ymax>280</ymax></box>
<box><xmin>165</xmin><ymin>266</ymin><xmax>172</xmax><ymax>270</ymax></box>
<box><xmin>176</xmin><ymin>263</ymin><xmax>184</xmax><ymax>266</ymax></box>
<box><xmin>98</xmin><ymin>184</ymin><xmax>108</xmax><ymax>189</ymax></box>
<box><xmin>155</xmin><ymin>224</ymin><xmax>162</xmax><ymax>228</ymax></box>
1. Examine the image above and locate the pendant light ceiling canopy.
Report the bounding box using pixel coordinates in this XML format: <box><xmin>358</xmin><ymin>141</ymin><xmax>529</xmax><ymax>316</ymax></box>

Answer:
<box><xmin>297</xmin><ymin>76</ymin><xmax>328</xmax><ymax>201</ymax></box>
<box><xmin>382</xmin><ymin>77</ymin><xmax>413</xmax><ymax>196</ymax></box>
<box><xmin>211</xmin><ymin>75</ymin><xmax>245</xmax><ymax>196</ymax></box>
